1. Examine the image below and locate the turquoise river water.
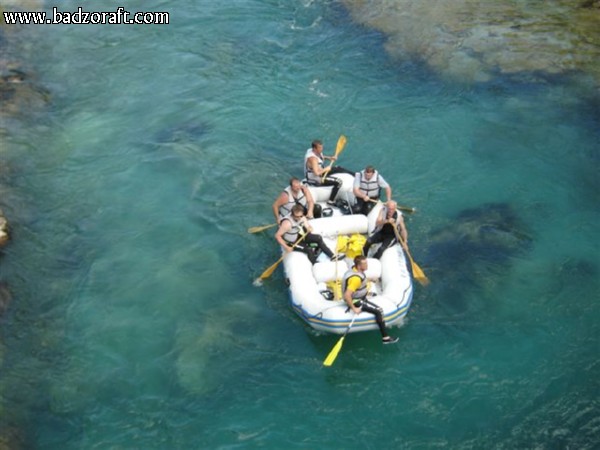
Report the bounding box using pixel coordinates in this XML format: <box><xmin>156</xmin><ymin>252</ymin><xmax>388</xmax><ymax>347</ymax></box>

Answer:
<box><xmin>0</xmin><ymin>1</ymin><xmax>598</xmax><ymax>448</ymax></box>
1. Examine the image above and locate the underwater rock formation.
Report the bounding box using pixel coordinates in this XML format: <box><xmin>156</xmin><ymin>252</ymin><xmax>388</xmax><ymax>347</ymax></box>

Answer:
<box><xmin>422</xmin><ymin>203</ymin><xmax>532</xmax><ymax>273</ymax></box>
<box><xmin>342</xmin><ymin>0</ymin><xmax>600</xmax><ymax>85</ymax></box>
<box><xmin>154</xmin><ymin>121</ymin><xmax>210</xmax><ymax>144</ymax></box>
<box><xmin>0</xmin><ymin>425</ymin><xmax>25</xmax><ymax>450</ymax></box>
<box><xmin>174</xmin><ymin>299</ymin><xmax>266</xmax><ymax>396</ymax></box>
<box><xmin>0</xmin><ymin>66</ymin><xmax>50</xmax><ymax>116</ymax></box>
<box><xmin>1</xmin><ymin>1</ymin><xmax>51</xmax><ymax>117</ymax></box>
<box><xmin>417</xmin><ymin>203</ymin><xmax>532</xmax><ymax>312</ymax></box>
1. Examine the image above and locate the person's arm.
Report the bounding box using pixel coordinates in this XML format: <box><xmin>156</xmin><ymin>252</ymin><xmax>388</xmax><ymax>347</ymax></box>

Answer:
<box><xmin>299</xmin><ymin>217</ymin><xmax>313</xmax><ymax>234</ymax></box>
<box><xmin>352</xmin><ymin>174</ymin><xmax>368</xmax><ymax>201</ymax></box>
<box><xmin>272</xmin><ymin>192</ymin><xmax>287</xmax><ymax>221</ymax></box>
<box><xmin>383</xmin><ymin>186</ymin><xmax>392</xmax><ymax>202</ymax></box>
<box><xmin>303</xmin><ymin>186</ymin><xmax>316</xmax><ymax>219</ymax></box>
<box><xmin>378</xmin><ymin>176</ymin><xmax>392</xmax><ymax>202</ymax></box>
<box><xmin>396</xmin><ymin>215</ymin><xmax>408</xmax><ymax>243</ymax></box>
<box><xmin>274</xmin><ymin>221</ymin><xmax>293</xmax><ymax>252</ymax></box>
<box><xmin>307</xmin><ymin>156</ymin><xmax>328</xmax><ymax>176</ymax></box>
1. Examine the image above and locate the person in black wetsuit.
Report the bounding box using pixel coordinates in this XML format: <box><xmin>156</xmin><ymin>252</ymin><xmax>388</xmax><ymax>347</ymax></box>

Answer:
<box><xmin>342</xmin><ymin>255</ymin><xmax>398</xmax><ymax>344</ymax></box>
<box><xmin>362</xmin><ymin>200</ymin><xmax>408</xmax><ymax>259</ymax></box>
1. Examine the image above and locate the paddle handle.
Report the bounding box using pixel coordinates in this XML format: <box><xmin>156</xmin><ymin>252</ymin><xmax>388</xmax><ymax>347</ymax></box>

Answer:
<box><xmin>393</xmin><ymin>226</ymin><xmax>429</xmax><ymax>286</ymax></box>
<box><xmin>344</xmin><ymin>313</ymin><xmax>357</xmax><ymax>336</ymax></box>
<box><xmin>248</xmin><ymin>222</ymin><xmax>278</xmax><ymax>233</ymax></box>
<box><xmin>398</xmin><ymin>205</ymin><xmax>416</xmax><ymax>214</ymax></box>
<box><xmin>320</xmin><ymin>135</ymin><xmax>346</xmax><ymax>183</ymax></box>
<box><xmin>367</xmin><ymin>198</ymin><xmax>415</xmax><ymax>214</ymax></box>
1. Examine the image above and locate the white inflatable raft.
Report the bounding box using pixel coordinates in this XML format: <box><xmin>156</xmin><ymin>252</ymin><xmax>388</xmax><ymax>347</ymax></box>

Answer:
<box><xmin>280</xmin><ymin>173</ymin><xmax>414</xmax><ymax>335</ymax></box>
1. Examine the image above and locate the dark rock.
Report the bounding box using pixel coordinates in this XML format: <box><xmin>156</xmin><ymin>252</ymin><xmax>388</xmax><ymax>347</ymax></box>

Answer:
<box><xmin>155</xmin><ymin>121</ymin><xmax>210</xmax><ymax>144</ymax></box>
<box><xmin>0</xmin><ymin>425</ymin><xmax>26</xmax><ymax>450</ymax></box>
<box><xmin>417</xmin><ymin>203</ymin><xmax>533</xmax><ymax>314</ymax></box>
<box><xmin>423</xmin><ymin>203</ymin><xmax>532</xmax><ymax>272</ymax></box>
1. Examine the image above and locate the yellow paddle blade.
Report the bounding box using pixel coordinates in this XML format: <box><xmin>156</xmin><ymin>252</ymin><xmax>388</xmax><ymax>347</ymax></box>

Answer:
<box><xmin>321</xmin><ymin>135</ymin><xmax>347</xmax><ymax>183</ymax></box>
<box><xmin>323</xmin><ymin>336</ymin><xmax>345</xmax><ymax>367</ymax></box>
<box><xmin>410</xmin><ymin>259</ymin><xmax>430</xmax><ymax>286</ymax></box>
<box><xmin>248</xmin><ymin>223</ymin><xmax>277</xmax><ymax>233</ymax></box>
<box><xmin>257</xmin><ymin>256</ymin><xmax>284</xmax><ymax>281</ymax></box>
<box><xmin>395</xmin><ymin>230</ymin><xmax>429</xmax><ymax>287</ymax></box>
<box><xmin>334</xmin><ymin>135</ymin><xmax>347</xmax><ymax>157</ymax></box>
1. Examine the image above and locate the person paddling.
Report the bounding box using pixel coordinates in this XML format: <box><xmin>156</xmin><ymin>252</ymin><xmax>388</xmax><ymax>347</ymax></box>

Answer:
<box><xmin>342</xmin><ymin>255</ymin><xmax>398</xmax><ymax>344</ymax></box>
<box><xmin>272</xmin><ymin>177</ymin><xmax>321</xmax><ymax>221</ymax></box>
<box><xmin>304</xmin><ymin>139</ymin><xmax>354</xmax><ymax>205</ymax></box>
<box><xmin>362</xmin><ymin>200</ymin><xmax>408</xmax><ymax>259</ymax></box>
<box><xmin>275</xmin><ymin>205</ymin><xmax>341</xmax><ymax>264</ymax></box>
<box><xmin>352</xmin><ymin>165</ymin><xmax>392</xmax><ymax>215</ymax></box>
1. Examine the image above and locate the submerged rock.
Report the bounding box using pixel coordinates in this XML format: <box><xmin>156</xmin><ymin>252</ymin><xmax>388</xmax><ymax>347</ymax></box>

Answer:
<box><xmin>1</xmin><ymin>2</ymin><xmax>51</xmax><ymax>117</ymax></box>
<box><xmin>175</xmin><ymin>319</ymin><xmax>236</xmax><ymax>395</ymax></box>
<box><xmin>423</xmin><ymin>203</ymin><xmax>532</xmax><ymax>271</ymax></box>
<box><xmin>154</xmin><ymin>121</ymin><xmax>210</xmax><ymax>144</ymax></box>
<box><xmin>418</xmin><ymin>203</ymin><xmax>532</xmax><ymax>312</ymax></box>
<box><xmin>174</xmin><ymin>299</ymin><xmax>264</xmax><ymax>395</ymax></box>
<box><xmin>0</xmin><ymin>425</ymin><xmax>26</xmax><ymax>450</ymax></box>
<box><xmin>0</xmin><ymin>66</ymin><xmax>50</xmax><ymax>116</ymax></box>
<box><xmin>342</xmin><ymin>0</ymin><xmax>600</xmax><ymax>85</ymax></box>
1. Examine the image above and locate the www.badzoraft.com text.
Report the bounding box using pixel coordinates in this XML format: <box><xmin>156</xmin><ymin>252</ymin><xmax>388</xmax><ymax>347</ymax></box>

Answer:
<box><xmin>2</xmin><ymin>7</ymin><xmax>169</xmax><ymax>25</ymax></box>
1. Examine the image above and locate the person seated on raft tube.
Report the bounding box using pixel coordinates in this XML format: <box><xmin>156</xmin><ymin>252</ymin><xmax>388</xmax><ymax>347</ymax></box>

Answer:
<box><xmin>343</xmin><ymin>255</ymin><xmax>399</xmax><ymax>344</ymax></box>
<box><xmin>362</xmin><ymin>200</ymin><xmax>408</xmax><ymax>259</ymax></box>
<box><xmin>304</xmin><ymin>139</ymin><xmax>354</xmax><ymax>206</ymax></box>
<box><xmin>352</xmin><ymin>165</ymin><xmax>392</xmax><ymax>216</ymax></box>
<box><xmin>275</xmin><ymin>204</ymin><xmax>342</xmax><ymax>264</ymax></box>
<box><xmin>272</xmin><ymin>177</ymin><xmax>321</xmax><ymax>222</ymax></box>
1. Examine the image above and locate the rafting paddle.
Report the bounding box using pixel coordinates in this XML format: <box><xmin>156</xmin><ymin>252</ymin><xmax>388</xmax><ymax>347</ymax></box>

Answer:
<box><xmin>248</xmin><ymin>223</ymin><xmax>278</xmax><ymax>233</ymax></box>
<box><xmin>367</xmin><ymin>198</ymin><xmax>416</xmax><ymax>214</ymax></box>
<box><xmin>392</xmin><ymin>226</ymin><xmax>429</xmax><ymax>286</ymax></box>
<box><xmin>323</xmin><ymin>314</ymin><xmax>357</xmax><ymax>367</ymax></box>
<box><xmin>321</xmin><ymin>135</ymin><xmax>347</xmax><ymax>182</ymax></box>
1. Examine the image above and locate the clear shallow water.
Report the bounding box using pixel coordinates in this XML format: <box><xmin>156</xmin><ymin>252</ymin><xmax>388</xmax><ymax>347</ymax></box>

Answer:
<box><xmin>1</xmin><ymin>0</ymin><xmax>598</xmax><ymax>448</ymax></box>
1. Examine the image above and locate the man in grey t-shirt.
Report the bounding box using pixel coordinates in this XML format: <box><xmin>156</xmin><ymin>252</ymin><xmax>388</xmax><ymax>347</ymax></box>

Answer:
<box><xmin>352</xmin><ymin>165</ymin><xmax>392</xmax><ymax>215</ymax></box>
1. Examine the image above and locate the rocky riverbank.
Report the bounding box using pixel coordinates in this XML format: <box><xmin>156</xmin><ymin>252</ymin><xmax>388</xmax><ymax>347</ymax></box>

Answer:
<box><xmin>1</xmin><ymin>0</ymin><xmax>48</xmax><ymax>248</ymax></box>
<box><xmin>342</xmin><ymin>0</ymin><xmax>600</xmax><ymax>86</ymax></box>
<box><xmin>1</xmin><ymin>4</ymin><xmax>48</xmax><ymax>446</ymax></box>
